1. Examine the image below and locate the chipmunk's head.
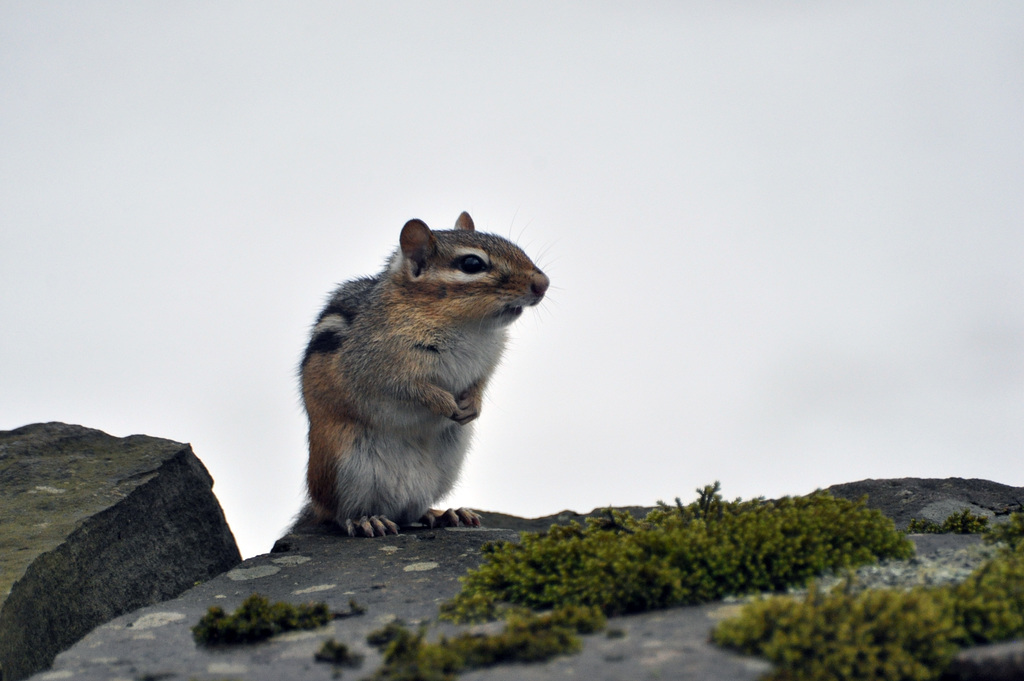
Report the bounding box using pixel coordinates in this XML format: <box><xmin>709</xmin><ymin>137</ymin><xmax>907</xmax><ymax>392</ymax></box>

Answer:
<box><xmin>390</xmin><ymin>212</ymin><xmax>549</xmax><ymax>326</ymax></box>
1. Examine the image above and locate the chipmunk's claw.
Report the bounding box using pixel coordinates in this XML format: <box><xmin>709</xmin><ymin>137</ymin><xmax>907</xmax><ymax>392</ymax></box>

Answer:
<box><xmin>456</xmin><ymin>508</ymin><xmax>482</xmax><ymax>527</ymax></box>
<box><xmin>344</xmin><ymin>515</ymin><xmax>400</xmax><ymax>537</ymax></box>
<box><xmin>419</xmin><ymin>507</ymin><xmax>482</xmax><ymax>529</ymax></box>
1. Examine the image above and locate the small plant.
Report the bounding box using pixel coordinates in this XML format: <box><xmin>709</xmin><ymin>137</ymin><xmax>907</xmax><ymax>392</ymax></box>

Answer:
<box><xmin>365</xmin><ymin>605</ymin><xmax>605</xmax><ymax>681</ymax></box>
<box><xmin>906</xmin><ymin>518</ymin><xmax>942</xmax><ymax>533</ymax></box>
<box><xmin>694</xmin><ymin>480</ymin><xmax>726</xmax><ymax>520</ymax></box>
<box><xmin>984</xmin><ymin>510</ymin><xmax>1024</xmax><ymax>552</ymax></box>
<box><xmin>908</xmin><ymin>509</ymin><xmax>989</xmax><ymax>534</ymax></box>
<box><xmin>191</xmin><ymin>593</ymin><xmax>332</xmax><ymax>645</ymax></box>
<box><xmin>315</xmin><ymin>638</ymin><xmax>364</xmax><ymax>668</ymax></box>
<box><xmin>366</xmin><ymin>620</ymin><xmax>408</xmax><ymax>648</ymax></box>
<box><xmin>441</xmin><ymin>484</ymin><xmax>913</xmax><ymax>622</ymax></box>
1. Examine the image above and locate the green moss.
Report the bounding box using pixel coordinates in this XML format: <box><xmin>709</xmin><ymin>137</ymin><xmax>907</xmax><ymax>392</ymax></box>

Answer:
<box><xmin>315</xmin><ymin>638</ymin><xmax>364</xmax><ymax>668</ymax></box>
<box><xmin>367</xmin><ymin>621</ymin><xmax>408</xmax><ymax>648</ymax></box>
<box><xmin>712</xmin><ymin>512</ymin><xmax>1024</xmax><ymax>681</ymax></box>
<box><xmin>365</xmin><ymin>605</ymin><xmax>605</xmax><ymax>681</ymax></box>
<box><xmin>191</xmin><ymin>593</ymin><xmax>332</xmax><ymax>645</ymax></box>
<box><xmin>955</xmin><ymin>538</ymin><xmax>1024</xmax><ymax>643</ymax></box>
<box><xmin>907</xmin><ymin>509</ymin><xmax>990</xmax><ymax>534</ymax></box>
<box><xmin>713</xmin><ymin>585</ymin><xmax>961</xmax><ymax>681</ymax></box>
<box><xmin>984</xmin><ymin>510</ymin><xmax>1024</xmax><ymax>551</ymax></box>
<box><xmin>906</xmin><ymin>518</ymin><xmax>942</xmax><ymax>533</ymax></box>
<box><xmin>441</xmin><ymin>483</ymin><xmax>913</xmax><ymax>622</ymax></box>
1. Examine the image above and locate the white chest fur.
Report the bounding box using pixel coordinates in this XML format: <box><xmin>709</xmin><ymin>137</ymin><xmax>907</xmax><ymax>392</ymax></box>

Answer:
<box><xmin>432</xmin><ymin>324</ymin><xmax>508</xmax><ymax>394</ymax></box>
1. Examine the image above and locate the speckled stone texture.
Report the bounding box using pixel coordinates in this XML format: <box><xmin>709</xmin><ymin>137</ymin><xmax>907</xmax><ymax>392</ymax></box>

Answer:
<box><xmin>5</xmin><ymin>446</ymin><xmax>1024</xmax><ymax>680</ymax></box>
<box><xmin>0</xmin><ymin>423</ymin><xmax>241</xmax><ymax>681</ymax></box>
<box><xmin>29</xmin><ymin>522</ymin><xmax>1021</xmax><ymax>681</ymax></box>
<box><xmin>28</xmin><ymin>526</ymin><xmax>772</xmax><ymax>681</ymax></box>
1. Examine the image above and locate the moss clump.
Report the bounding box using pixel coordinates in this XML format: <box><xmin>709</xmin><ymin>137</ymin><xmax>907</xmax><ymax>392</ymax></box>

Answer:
<box><xmin>713</xmin><ymin>585</ymin><xmax>962</xmax><ymax>681</ymax></box>
<box><xmin>365</xmin><ymin>605</ymin><xmax>605</xmax><ymax>681</ymax></box>
<box><xmin>956</xmin><ymin>535</ymin><xmax>1024</xmax><ymax>643</ymax></box>
<box><xmin>984</xmin><ymin>510</ymin><xmax>1024</xmax><ymax>551</ymax></box>
<box><xmin>441</xmin><ymin>483</ymin><xmax>913</xmax><ymax>622</ymax></box>
<box><xmin>315</xmin><ymin>638</ymin><xmax>364</xmax><ymax>668</ymax></box>
<box><xmin>367</xmin><ymin>620</ymin><xmax>408</xmax><ymax>648</ymax></box>
<box><xmin>191</xmin><ymin>593</ymin><xmax>332</xmax><ymax>645</ymax></box>
<box><xmin>908</xmin><ymin>508</ymin><xmax>990</xmax><ymax>534</ymax></box>
<box><xmin>712</xmin><ymin>512</ymin><xmax>1024</xmax><ymax>681</ymax></box>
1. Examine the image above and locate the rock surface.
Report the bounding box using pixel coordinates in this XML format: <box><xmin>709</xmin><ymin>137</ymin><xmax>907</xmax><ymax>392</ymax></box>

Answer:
<box><xmin>827</xmin><ymin>477</ymin><xmax>1024</xmax><ymax>530</ymax></box>
<box><xmin>485</xmin><ymin>476</ymin><xmax>1024</xmax><ymax>535</ymax></box>
<box><xmin>6</xmin><ymin>467</ymin><xmax>1024</xmax><ymax>681</ymax></box>
<box><xmin>31</xmin><ymin>525</ymin><xmax>772</xmax><ymax>681</ymax></box>
<box><xmin>480</xmin><ymin>506</ymin><xmax>656</xmax><ymax>533</ymax></box>
<box><xmin>944</xmin><ymin>639</ymin><xmax>1024</xmax><ymax>681</ymax></box>
<box><xmin>0</xmin><ymin>423</ymin><xmax>241</xmax><ymax>681</ymax></box>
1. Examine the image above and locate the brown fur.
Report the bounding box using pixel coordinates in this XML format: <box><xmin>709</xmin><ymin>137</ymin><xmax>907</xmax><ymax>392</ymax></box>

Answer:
<box><xmin>297</xmin><ymin>212</ymin><xmax>549</xmax><ymax>535</ymax></box>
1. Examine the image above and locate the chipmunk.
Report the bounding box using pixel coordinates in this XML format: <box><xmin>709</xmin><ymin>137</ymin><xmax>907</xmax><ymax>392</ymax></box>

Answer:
<box><xmin>298</xmin><ymin>212</ymin><xmax>549</xmax><ymax>537</ymax></box>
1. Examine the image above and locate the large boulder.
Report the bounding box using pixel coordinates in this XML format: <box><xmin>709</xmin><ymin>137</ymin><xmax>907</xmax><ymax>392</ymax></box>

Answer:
<box><xmin>0</xmin><ymin>422</ymin><xmax>241</xmax><ymax>681</ymax></box>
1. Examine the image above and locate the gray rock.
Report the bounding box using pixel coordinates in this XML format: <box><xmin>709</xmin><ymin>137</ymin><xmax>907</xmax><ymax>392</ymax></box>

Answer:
<box><xmin>480</xmin><ymin>506</ymin><xmax>655</xmax><ymax>533</ymax></box>
<box><xmin>0</xmin><ymin>423</ymin><xmax>241</xmax><ymax>681</ymax></box>
<box><xmin>31</xmin><ymin>525</ymin><xmax>770</xmax><ymax>681</ymax></box>
<box><xmin>945</xmin><ymin>639</ymin><xmax>1024</xmax><ymax>681</ymax></box>
<box><xmin>458</xmin><ymin>602</ymin><xmax>772</xmax><ymax>681</ymax></box>
<box><xmin>11</xmin><ymin>468</ymin><xmax>1024</xmax><ymax>681</ymax></box>
<box><xmin>827</xmin><ymin>477</ymin><xmax>1024</xmax><ymax>530</ymax></box>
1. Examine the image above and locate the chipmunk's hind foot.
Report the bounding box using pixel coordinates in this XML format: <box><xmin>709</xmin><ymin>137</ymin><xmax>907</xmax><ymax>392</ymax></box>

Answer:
<box><xmin>344</xmin><ymin>515</ymin><xmax>400</xmax><ymax>537</ymax></box>
<box><xmin>419</xmin><ymin>507</ymin><xmax>482</xmax><ymax>529</ymax></box>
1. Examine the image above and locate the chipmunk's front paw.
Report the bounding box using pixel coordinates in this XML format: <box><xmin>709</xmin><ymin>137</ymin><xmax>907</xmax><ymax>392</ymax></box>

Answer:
<box><xmin>450</xmin><ymin>389</ymin><xmax>480</xmax><ymax>425</ymax></box>
<box><xmin>448</xmin><ymin>391</ymin><xmax>479</xmax><ymax>421</ymax></box>
<box><xmin>344</xmin><ymin>515</ymin><xmax>400</xmax><ymax>538</ymax></box>
<box><xmin>419</xmin><ymin>507</ymin><xmax>482</xmax><ymax>529</ymax></box>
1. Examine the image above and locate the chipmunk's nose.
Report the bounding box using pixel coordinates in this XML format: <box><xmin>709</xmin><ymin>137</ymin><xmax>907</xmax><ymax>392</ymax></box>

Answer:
<box><xmin>530</xmin><ymin>272</ymin><xmax>550</xmax><ymax>299</ymax></box>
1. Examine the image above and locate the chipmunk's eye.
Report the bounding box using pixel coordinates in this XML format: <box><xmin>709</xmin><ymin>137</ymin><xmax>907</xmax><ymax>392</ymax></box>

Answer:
<box><xmin>455</xmin><ymin>254</ymin><xmax>488</xmax><ymax>274</ymax></box>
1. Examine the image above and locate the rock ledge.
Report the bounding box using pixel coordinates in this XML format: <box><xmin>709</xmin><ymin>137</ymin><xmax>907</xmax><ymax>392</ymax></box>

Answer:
<box><xmin>0</xmin><ymin>423</ymin><xmax>241</xmax><ymax>681</ymax></box>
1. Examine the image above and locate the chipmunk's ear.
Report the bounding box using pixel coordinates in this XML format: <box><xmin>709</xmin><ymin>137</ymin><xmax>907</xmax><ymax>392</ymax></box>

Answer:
<box><xmin>454</xmin><ymin>212</ymin><xmax>475</xmax><ymax>232</ymax></box>
<box><xmin>400</xmin><ymin>219</ymin><xmax>435</xmax><ymax>277</ymax></box>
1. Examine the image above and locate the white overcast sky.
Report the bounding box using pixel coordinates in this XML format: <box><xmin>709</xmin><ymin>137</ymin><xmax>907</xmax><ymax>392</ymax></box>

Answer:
<box><xmin>2</xmin><ymin>3</ymin><xmax>1022</xmax><ymax>558</ymax></box>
